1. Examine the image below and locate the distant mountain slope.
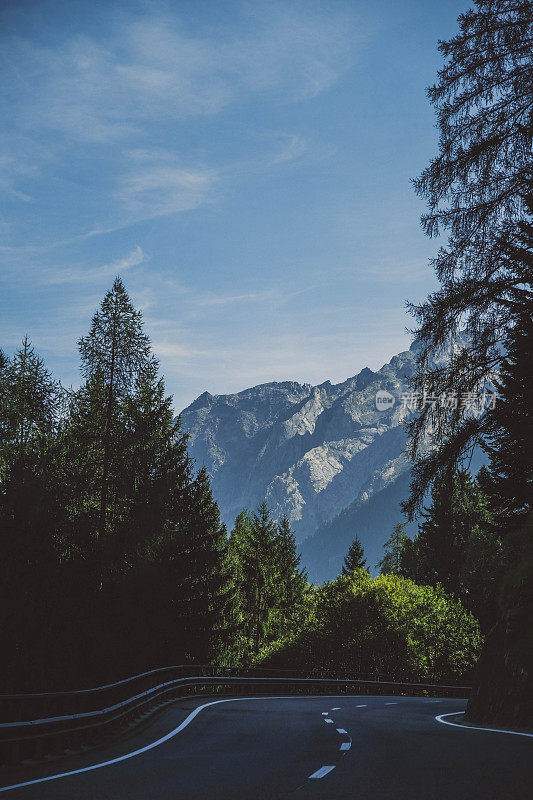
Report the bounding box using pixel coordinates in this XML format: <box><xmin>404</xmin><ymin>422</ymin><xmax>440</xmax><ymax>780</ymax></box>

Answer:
<box><xmin>179</xmin><ymin>342</ymin><xmax>430</xmax><ymax>553</ymax></box>
<box><xmin>300</xmin><ymin>469</ymin><xmax>417</xmax><ymax>583</ymax></box>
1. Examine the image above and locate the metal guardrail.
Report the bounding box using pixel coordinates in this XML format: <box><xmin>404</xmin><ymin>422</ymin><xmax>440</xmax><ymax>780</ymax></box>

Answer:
<box><xmin>0</xmin><ymin>668</ymin><xmax>471</xmax><ymax>766</ymax></box>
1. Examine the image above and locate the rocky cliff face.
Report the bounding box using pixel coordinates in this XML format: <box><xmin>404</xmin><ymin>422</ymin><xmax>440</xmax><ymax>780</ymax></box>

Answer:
<box><xmin>180</xmin><ymin>342</ymin><xmax>425</xmax><ymax>556</ymax></box>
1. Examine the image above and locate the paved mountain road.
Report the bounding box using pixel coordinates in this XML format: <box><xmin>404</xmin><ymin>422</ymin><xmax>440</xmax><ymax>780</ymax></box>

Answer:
<box><xmin>1</xmin><ymin>696</ymin><xmax>531</xmax><ymax>799</ymax></box>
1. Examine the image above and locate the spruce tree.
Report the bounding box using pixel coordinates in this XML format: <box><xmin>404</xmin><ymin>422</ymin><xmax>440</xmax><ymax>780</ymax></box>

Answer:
<box><xmin>342</xmin><ymin>536</ymin><xmax>366</xmax><ymax>575</ymax></box>
<box><xmin>78</xmin><ymin>278</ymin><xmax>152</xmax><ymax>550</ymax></box>
<box><xmin>236</xmin><ymin>501</ymin><xmax>280</xmax><ymax>655</ymax></box>
<box><xmin>414</xmin><ymin>469</ymin><xmax>492</xmax><ymax>596</ymax></box>
<box><xmin>378</xmin><ymin>522</ymin><xmax>408</xmax><ymax>575</ymax></box>
<box><xmin>0</xmin><ymin>337</ymin><xmax>59</xmax><ymax>468</ymax></box>
<box><xmin>174</xmin><ymin>467</ymin><xmax>235</xmax><ymax>663</ymax></box>
<box><xmin>404</xmin><ymin>2</ymin><xmax>533</xmax><ymax>516</ymax></box>
<box><xmin>275</xmin><ymin>515</ymin><xmax>308</xmax><ymax>632</ymax></box>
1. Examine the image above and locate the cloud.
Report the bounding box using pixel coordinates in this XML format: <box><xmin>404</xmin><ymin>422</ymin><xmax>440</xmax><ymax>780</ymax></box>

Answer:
<box><xmin>114</xmin><ymin>163</ymin><xmax>216</xmax><ymax>222</ymax></box>
<box><xmin>3</xmin><ymin>3</ymin><xmax>358</xmax><ymax>144</ymax></box>
<box><xmin>39</xmin><ymin>245</ymin><xmax>146</xmax><ymax>285</ymax></box>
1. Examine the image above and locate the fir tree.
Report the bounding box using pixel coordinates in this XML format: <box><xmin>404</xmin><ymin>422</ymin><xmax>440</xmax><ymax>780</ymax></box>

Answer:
<box><xmin>378</xmin><ymin>523</ymin><xmax>409</xmax><ymax>575</ymax></box>
<box><xmin>234</xmin><ymin>502</ymin><xmax>279</xmax><ymax>655</ymax></box>
<box><xmin>404</xmin><ymin>2</ymin><xmax>533</xmax><ymax>516</ymax></box>
<box><xmin>78</xmin><ymin>278</ymin><xmax>152</xmax><ymax>549</ymax></box>
<box><xmin>341</xmin><ymin>536</ymin><xmax>367</xmax><ymax>574</ymax></box>
<box><xmin>174</xmin><ymin>467</ymin><xmax>236</xmax><ymax>663</ymax></box>
<box><xmin>274</xmin><ymin>515</ymin><xmax>308</xmax><ymax>632</ymax></box>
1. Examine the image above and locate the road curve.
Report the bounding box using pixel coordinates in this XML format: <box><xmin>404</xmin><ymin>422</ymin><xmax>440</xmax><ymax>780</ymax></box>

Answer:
<box><xmin>1</xmin><ymin>695</ymin><xmax>531</xmax><ymax>799</ymax></box>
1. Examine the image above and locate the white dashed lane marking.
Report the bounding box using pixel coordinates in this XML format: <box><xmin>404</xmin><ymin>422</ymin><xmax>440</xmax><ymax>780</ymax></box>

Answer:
<box><xmin>324</xmin><ymin>718</ymin><xmax>334</xmax><ymax>723</ymax></box>
<box><xmin>331</xmin><ymin>707</ymin><xmax>341</xmax><ymax>710</ymax></box>
<box><xmin>336</xmin><ymin>728</ymin><xmax>347</xmax><ymax>734</ymax></box>
<box><xmin>321</xmin><ymin>712</ymin><xmax>328</xmax><ymax>716</ymax></box>
<box><xmin>356</xmin><ymin>704</ymin><xmax>367</xmax><ymax>708</ymax></box>
<box><xmin>340</xmin><ymin>742</ymin><xmax>351</xmax><ymax>751</ymax></box>
<box><xmin>309</xmin><ymin>766</ymin><xmax>336</xmax><ymax>779</ymax></box>
<box><xmin>385</xmin><ymin>702</ymin><xmax>397</xmax><ymax>705</ymax></box>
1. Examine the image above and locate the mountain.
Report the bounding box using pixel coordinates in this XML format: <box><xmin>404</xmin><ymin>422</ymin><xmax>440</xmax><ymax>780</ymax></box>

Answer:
<box><xmin>179</xmin><ymin>341</ymin><xmax>436</xmax><ymax>580</ymax></box>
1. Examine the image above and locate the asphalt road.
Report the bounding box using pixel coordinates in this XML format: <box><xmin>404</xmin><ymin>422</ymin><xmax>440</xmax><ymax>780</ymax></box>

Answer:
<box><xmin>1</xmin><ymin>695</ymin><xmax>531</xmax><ymax>799</ymax></box>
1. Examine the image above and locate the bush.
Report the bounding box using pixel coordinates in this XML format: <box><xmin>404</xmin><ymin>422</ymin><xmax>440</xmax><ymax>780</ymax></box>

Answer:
<box><xmin>256</xmin><ymin>570</ymin><xmax>482</xmax><ymax>684</ymax></box>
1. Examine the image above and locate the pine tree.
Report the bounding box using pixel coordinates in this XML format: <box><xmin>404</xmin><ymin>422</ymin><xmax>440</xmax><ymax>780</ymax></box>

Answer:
<box><xmin>378</xmin><ymin>522</ymin><xmax>408</xmax><ymax>575</ymax></box>
<box><xmin>275</xmin><ymin>515</ymin><xmax>308</xmax><ymax>632</ymax></box>
<box><xmin>404</xmin><ymin>2</ymin><xmax>533</xmax><ymax>517</ymax></box>
<box><xmin>174</xmin><ymin>467</ymin><xmax>236</xmax><ymax>663</ymax></box>
<box><xmin>341</xmin><ymin>536</ymin><xmax>366</xmax><ymax>574</ymax></box>
<box><xmin>0</xmin><ymin>337</ymin><xmax>59</xmax><ymax>469</ymax></box>
<box><xmin>414</xmin><ymin>469</ymin><xmax>492</xmax><ymax>595</ymax></box>
<box><xmin>78</xmin><ymin>278</ymin><xmax>152</xmax><ymax>550</ymax></box>
<box><xmin>234</xmin><ymin>502</ymin><xmax>280</xmax><ymax>655</ymax></box>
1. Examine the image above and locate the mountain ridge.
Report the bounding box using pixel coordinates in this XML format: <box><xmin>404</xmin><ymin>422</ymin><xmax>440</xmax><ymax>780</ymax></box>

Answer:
<box><xmin>179</xmin><ymin>343</ymin><xmax>428</xmax><ymax>579</ymax></box>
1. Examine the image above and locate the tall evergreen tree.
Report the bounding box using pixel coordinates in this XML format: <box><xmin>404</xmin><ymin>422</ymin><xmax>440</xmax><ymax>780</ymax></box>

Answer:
<box><xmin>174</xmin><ymin>467</ymin><xmax>236</xmax><ymax>663</ymax></box>
<box><xmin>342</xmin><ymin>536</ymin><xmax>367</xmax><ymax>574</ymax></box>
<box><xmin>378</xmin><ymin>522</ymin><xmax>409</xmax><ymax>575</ymax></box>
<box><xmin>78</xmin><ymin>278</ymin><xmax>152</xmax><ymax>551</ymax></box>
<box><xmin>234</xmin><ymin>502</ymin><xmax>280</xmax><ymax>655</ymax></box>
<box><xmin>274</xmin><ymin>515</ymin><xmax>308</xmax><ymax>632</ymax></box>
<box><xmin>404</xmin><ymin>2</ymin><xmax>533</xmax><ymax>517</ymax></box>
<box><xmin>415</xmin><ymin>469</ymin><xmax>493</xmax><ymax>595</ymax></box>
<box><xmin>0</xmin><ymin>337</ymin><xmax>59</xmax><ymax>469</ymax></box>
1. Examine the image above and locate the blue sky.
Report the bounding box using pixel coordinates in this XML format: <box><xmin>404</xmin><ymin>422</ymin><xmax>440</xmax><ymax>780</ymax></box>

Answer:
<box><xmin>0</xmin><ymin>0</ymin><xmax>466</xmax><ymax>411</ymax></box>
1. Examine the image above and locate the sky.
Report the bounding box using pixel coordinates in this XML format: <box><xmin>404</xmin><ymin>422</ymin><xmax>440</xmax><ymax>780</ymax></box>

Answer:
<box><xmin>0</xmin><ymin>0</ymin><xmax>467</xmax><ymax>411</ymax></box>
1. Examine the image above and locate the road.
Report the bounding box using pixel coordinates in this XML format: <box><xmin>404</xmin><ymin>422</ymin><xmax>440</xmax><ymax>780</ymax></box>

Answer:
<box><xmin>1</xmin><ymin>695</ymin><xmax>531</xmax><ymax>799</ymax></box>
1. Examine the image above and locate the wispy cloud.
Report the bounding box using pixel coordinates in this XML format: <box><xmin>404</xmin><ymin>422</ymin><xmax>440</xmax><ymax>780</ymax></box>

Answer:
<box><xmin>39</xmin><ymin>245</ymin><xmax>146</xmax><ymax>285</ymax></box>
<box><xmin>114</xmin><ymin>162</ymin><xmax>216</xmax><ymax>223</ymax></box>
<box><xmin>3</xmin><ymin>4</ymin><xmax>358</xmax><ymax>145</ymax></box>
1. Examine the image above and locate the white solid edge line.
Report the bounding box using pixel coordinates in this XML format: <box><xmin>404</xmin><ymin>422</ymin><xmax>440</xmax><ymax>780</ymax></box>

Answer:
<box><xmin>309</xmin><ymin>766</ymin><xmax>335</xmax><ymax>779</ymax></box>
<box><xmin>436</xmin><ymin>711</ymin><xmax>533</xmax><ymax>738</ymax></box>
<box><xmin>0</xmin><ymin>695</ymin><xmax>356</xmax><ymax>793</ymax></box>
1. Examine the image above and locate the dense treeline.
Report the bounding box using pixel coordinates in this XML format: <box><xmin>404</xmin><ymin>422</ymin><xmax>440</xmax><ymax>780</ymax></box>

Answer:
<box><xmin>378</xmin><ymin>469</ymin><xmax>507</xmax><ymax>633</ymax></box>
<box><xmin>0</xmin><ymin>280</ymin><xmax>309</xmax><ymax>691</ymax></box>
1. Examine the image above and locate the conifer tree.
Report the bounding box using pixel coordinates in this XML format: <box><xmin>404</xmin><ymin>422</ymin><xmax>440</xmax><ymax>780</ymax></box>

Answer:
<box><xmin>78</xmin><ymin>278</ymin><xmax>152</xmax><ymax>549</ymax></box>
<box><xmin>235</xmin><ymin>501</ymin><xmax>279</xmax><ymax>655</ymax></box>
<box><xmin>0</xmin><ymin>337</ymin><xmax>59</xmax><ymax>468</ymax></box>
<box><xmin>414</xmin><ymin>469</ymin><xmax>493</xmax><ymax>595</ymax></box>
<box><xmin>378</xmin><ymin>522</ymin><xmax>409</xmax><ymax>575</ymax></box>
<box><xmin>342</xmin><ymin>536</ymin><xmax>366</xmax><ymax>575</ymax></box>
<box><xmin>275</xmin><ymin>515</ymin><xmax>308</xmax><ymax>631</ymax></box>
<box><xmin>404</xmin><ymin>2</ymin><xmax>533</xmax><ymax>516</ymax></box>
<box><xmin>174</xmin><ymin>467</ymin><xmax>236</xmax><ymax>663</ymax></box>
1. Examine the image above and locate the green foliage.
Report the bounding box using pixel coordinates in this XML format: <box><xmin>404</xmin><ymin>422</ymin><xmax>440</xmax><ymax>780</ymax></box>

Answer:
<box><xmin>391</xmin><ymin>469</ymin><xmax>506</xmax><ymax>631</ymax></box>
<box><xmin>405</xmin><ymin>1</ymin><xmax>533</xmax><ymax>516</ymax></box>
<box><xmin>378</xmin><ymin>523</ymin><xmax>409</xmax><ymax>575</ymax></box>
<box><xmin>342</xmin><ymin>536</ymin><xmax>366</xmax><ymax>574</ymax></box>
<box><xmin>257</xmin><ymin>571</ymin><xmax>482</xmax><ymax>684</ymax></box>
<box><xmin>229</xmin><ymin>504</ymin><xmax>310</xmax><ymax>661</ymax></box>
<box><xmin>0</xmin><ymin>280</ymin><xmax>238</xmax><ymax>689</ymax></box>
